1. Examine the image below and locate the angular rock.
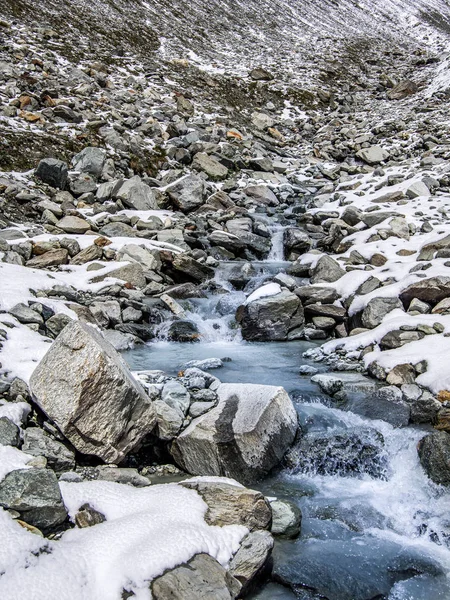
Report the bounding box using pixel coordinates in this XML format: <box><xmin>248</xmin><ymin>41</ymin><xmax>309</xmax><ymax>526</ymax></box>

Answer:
<box><xmin>165</xmin><ymin>174</ymin><xmax>205</xmax><ymax>212</ymax></box>
<box><xmin>26</xmin><ymin>248</ymin><xmax>69</xmax><ymax>269</ymax></box>
<box><xmin>229</xmin><ymin>530</ymin><xmax>274</xmax><ymax>595</ymax></box>
<box><xmin>72</xmin><ymin>147</ymin><xmax>106</xmax><ymax>177</ymax></box>
<box><xmin>151</xmin><ymin>553</ymin><xmax>240</xmax><ymax>600</ymax></box>
<box><xmin>0</xmin><ymin>416</ymin><xmax>21</xmax><ymax>447</ymax></box>
<box><xmin>22</xmin><ymin>428</ymin><xmax>75</xmax><ymax>472</ymax></box>
<box><xmin>171</xmin><ymin>383</ymin><xmax>298</xmax><ymax>484</ymax></box>
<box><xmin>310</xmin><ymin>256</ymin><xmax>345</xmax><ymax>284</ymax></box>
<box><xmin>56</xmin><ymin>216</ymin><xmax>91</xmax><ymax>234</ymax></box>
<box><xmin>29</xmin><ymin>321</ymin><xmax>156</xmax><ymax>463</ymax></box>
<box><xmin>35</xmin><ymin>158</ymin><xmax>68</xmax><ymax>189</ymax></box>
<box><xmin>0</xmin><ymin>468</ymin><xmax>67</xmax><ymax>531</ymax></box>
<box><xmin>192</xmin><ymin>152</ymin><xmax>228</xmax><ymax>180</ymax></box>
<box><xmin>357</xmin><ymin>146</ymin><xmax>389</xmax><ymax>165</ymax></box>
<box><xmin>399</xmin><ymin>277</ymin><xmax>450</xmax><ymax>306</ymax></box>
<box><xmin>115</xmin><ymin>176</ymin><xmax>159</xmax><ymax>210</ymax></box>
<box><xmin>172</xmin><ymin>253</ymin><xmax>214</xmax><ymax>282</ymax></box>
<box><xmin>180</xmin><ymin>480</ymin><xmax>271</xmax><ymax>530</ymax></box>
<box><xmin>238</xmin><ymin>290</ymin><xmax>303</xmax><ymax>341</ymax></box>
<box><xmin>361</xmin><ymin>297</ymin><xmax>403</xmax><ymax>329</ymax></box>
<box><xmin>418</xmin><ymin>431</ymin><xmax>450</xmax><ymax>487</ymax></box>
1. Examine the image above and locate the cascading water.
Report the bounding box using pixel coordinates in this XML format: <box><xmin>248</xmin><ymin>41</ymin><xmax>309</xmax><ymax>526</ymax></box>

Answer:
<box><xmin>123</xmin><ymin>218</ymin><xmax>450</xmax><ymax>600</ymax></box>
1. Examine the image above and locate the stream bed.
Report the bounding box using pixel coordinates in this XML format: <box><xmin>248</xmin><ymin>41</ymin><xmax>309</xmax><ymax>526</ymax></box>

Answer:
<box><xmin>123</xmin><ymin>259</ymin><xmax>450</xmax><ymax>600</ymax></box>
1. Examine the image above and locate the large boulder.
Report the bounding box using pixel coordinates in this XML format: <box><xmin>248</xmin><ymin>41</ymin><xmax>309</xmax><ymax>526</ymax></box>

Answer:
<box><xmin>283</xmin><ymin>228</ymin><xmax>312</xmax><ymax>260</ymax></box>
<box><xmin>171</xmin><ymin>383</ymin><xmax>298</xmax><ymax>484</ymax></box>
<box><xmin>29</xmin><ymin>321</ymin><xmax>157</xmax><ymax>463</ymax></box>
<box><xmin>237</xmin><ymin>290</ymin><xmax>304</xmax><ymax>341</ymax></box>
<box><xmin>418</xmin><ymin>431</ymin><xmax>450</xmax><ymax>487</ymax></box>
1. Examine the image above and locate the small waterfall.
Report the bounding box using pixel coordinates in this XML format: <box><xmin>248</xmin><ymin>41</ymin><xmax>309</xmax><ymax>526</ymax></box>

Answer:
<box><xmin>267</xmin><ymin>223</ymin><xmax>285</xmax><ymax>261</ymax></box>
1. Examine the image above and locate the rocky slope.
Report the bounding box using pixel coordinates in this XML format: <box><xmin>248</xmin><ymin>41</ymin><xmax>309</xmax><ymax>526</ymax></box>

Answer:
<box><xmin>1</xmin><ymin>0</ymin><xmax>450</xmax><ymax>598</ymax></box>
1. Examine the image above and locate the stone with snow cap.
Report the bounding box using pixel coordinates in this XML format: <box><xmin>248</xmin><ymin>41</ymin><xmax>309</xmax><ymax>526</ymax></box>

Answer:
<box><xmin>171</xmin><ymin>383</ymin><xmax>298</xmax><ymax>484</ymax></box>
<box><xmin>29</xmin><ymin>321</ymin><xmax>157</xmax><ymax>463</ymax></box>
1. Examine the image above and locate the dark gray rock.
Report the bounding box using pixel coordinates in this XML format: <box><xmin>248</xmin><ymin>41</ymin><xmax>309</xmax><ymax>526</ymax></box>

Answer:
<box><xmin>311</xmin><ymin>256</ymin><xmax>345</xmax><ymax>284</ymax></box>
<box><xmin>0</xmin><ymin>417</ymin><xmax>21</xmax><ymax>447</ymax></box>
<box><xmin>166</xmin><ymin>174</ymin><xmax>205</xmax><ymax>212</ymax></box>
<box><xmin>72</xmin><ymin>147</ymin><xmax>106</xmax><ymax>177</ymax></box>
<box><xmin>22</xmin><ymin>428</ymin><xmax>75</xmax><ymax>472</ymax></box>
<box><xmin>0</xmin><ymin>468</ymin><xmax>67</xmax><ymax>531</ymax></box>
<box><xmin>418</xmin><ymin>431</ymin><xmax>450</xmax><ymax>487</ymax></box>
<box><xmin>168</xmin><ymin>320</ymin><xmax>200</xmax><ymax>342</ymax></box>
<box><xmin>238</xmin><ymin>290</ymin><xmax>304</xmax><ymax>341</ymax></box>
<box><xmin>35</xmin><ymin>158</ymin><xmax>68</xmax><ymax>189</ymax></box>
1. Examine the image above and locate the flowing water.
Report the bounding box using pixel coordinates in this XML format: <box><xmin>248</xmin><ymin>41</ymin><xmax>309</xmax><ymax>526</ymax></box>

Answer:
<box><xmin>124</xmin><ymin>252</ymin><xmax>450</xmax><ymax>599</ymax></box>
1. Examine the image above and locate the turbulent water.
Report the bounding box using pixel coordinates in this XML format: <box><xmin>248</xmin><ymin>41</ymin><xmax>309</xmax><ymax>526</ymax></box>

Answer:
<box><xmin>124</xmin><ymin>253</ymin><xmax>450</xmax><ymax>600</ymax></box>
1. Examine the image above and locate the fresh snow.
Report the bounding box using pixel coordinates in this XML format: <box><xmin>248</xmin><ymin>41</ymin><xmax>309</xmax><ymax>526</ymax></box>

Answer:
<box><xmin>0</xmin><ymin>479</ymin><xmax>247</xmax><ymax>600</ymax></box>
<box><xmin>245</xmin><ymin>282</ymin><xmax>282</xmax><ymax>304</ymax></box>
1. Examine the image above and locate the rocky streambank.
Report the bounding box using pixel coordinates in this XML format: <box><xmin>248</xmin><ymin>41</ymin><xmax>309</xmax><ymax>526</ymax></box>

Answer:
<box><xmin>1</xmin><ymin>0</ymin><xmax>450</xmax><ymax>598</ymax></box>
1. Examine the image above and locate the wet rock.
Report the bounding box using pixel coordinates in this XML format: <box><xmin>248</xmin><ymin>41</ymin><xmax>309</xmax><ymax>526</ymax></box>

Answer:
<box><xmin>168</xmin><ymin>320</ymin><xmax>200</xmax><ymax>342</ymax></box>
<box><xmin>29</xmin><ymin>321</ymin><xmax>156</xmax><ymax>463</ymax></box>
<box><xmin>172</xmin><ymin>383</ymin><xmax>298</xmax><ymax>484</ymax></box>
<box><xmin>0</xmin><ymin>468</ymin><xmax>67</xmax><ymax>531</ymax></box>
<box><xmin>273</xmin><ymin>535</ymin><xmax>444</xmax><ymax>600</ymax></box>
<box><xmin>270</xmin><ymin>500</ymin><xmax>302</xmax><ymax>539</ymax></box>
<box><xmin>285</xmin><ymin>427</ymin><xmax>385</xmax><ymax>478</ymax></box>
<box><xmin>229</xmin><ymin>530</ymin><xmax>274</xmax><ymax>595</ymax></box>
<box><xmin>348</xmin><ymin>385</ymin><xmax>410</xmax><ymax>427</ymax></box>
<box><xmin>172</xmin><ymin>253</ymin><xmax>214</xmax><ymax>282</ymax></box>
<box><xmin>151</xmin><ymin>553</ymin><xmax>240</xmax><ymax>600</ymax></box>
<box><xmin>418</xmin><ymin>431</ymin><xmax>450</xmax><ymax>486</ymax></box>
<box><xmin>283</xmin><ymin>228</ymin><xmax>312</xmax><ymax>259</ymax></box>
<box><xmin>35</xmin><ymin>158</ymin><xmax>68</xmax><ymax>189</ymax></box>
<box><xmin>238</xmin><ymin>290</ymin><xmax>304</xmax><ymax>341</ymax></box>
<box><xmin>22</xmin><ymin>428</ymin><xmax>75</xmax><ymax>472</ymax></box>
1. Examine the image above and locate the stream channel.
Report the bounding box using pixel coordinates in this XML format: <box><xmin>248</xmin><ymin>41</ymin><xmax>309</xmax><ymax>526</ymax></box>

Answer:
<box><xmin>124</xmin><ymin>250</ymin><xmax>450</xmax><ymax>600</ymax></box>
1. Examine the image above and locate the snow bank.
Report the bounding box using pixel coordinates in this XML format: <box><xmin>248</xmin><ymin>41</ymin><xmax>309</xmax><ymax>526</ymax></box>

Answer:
<box><xmin>0</xmin><ymin>480</ymin><xmax>247</xmax><ymax>600</ymax></box>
